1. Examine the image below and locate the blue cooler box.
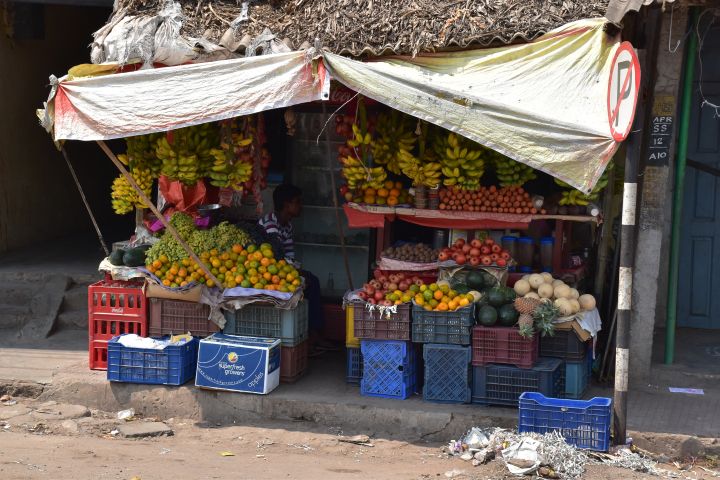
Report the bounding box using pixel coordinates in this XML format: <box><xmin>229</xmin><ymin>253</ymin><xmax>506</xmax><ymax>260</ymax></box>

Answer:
<box><xmin>195</xmin><ymin>333</ymin><xmax>281</xmax><ymax>394</ymax></box>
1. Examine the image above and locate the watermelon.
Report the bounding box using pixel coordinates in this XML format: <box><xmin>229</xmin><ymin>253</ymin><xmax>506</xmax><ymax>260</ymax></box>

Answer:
<box><xmin>497</xmin><ymin>304</ymin><xmax>519</xmax><ymax>327</ymax></box>
<box><xmin>466</xmin><ymin>271</ymin><xmax>485</xmax><ymax>290</ymax></box>
<box><xmin>487</xmin><ymin>287</ymin><xmax>506</xmax><ymax>307</ymax></box>
<box><xmin>477</xmin><ymin>305</ymin><xmax>498</xmax><ymax>326</ymax></box>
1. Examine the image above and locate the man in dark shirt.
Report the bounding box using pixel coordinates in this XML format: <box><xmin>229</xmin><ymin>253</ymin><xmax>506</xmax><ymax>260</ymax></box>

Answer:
<box><xmin>259</xmin><ymin>184</ymin><xmax>326</xmax><ymax>350</ymax></box>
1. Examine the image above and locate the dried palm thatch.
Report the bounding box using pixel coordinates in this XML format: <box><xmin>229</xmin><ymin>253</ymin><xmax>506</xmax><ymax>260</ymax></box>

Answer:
<box><xmin>110</xmin><ymin>0</ymin><xmax>610</xmax><ymax>57</ymax></box>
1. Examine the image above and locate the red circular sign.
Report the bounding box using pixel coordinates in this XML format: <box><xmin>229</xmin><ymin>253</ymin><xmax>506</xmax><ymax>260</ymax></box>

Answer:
<box><xmin>606</xmin><ymin>42</ymin><xmax>641</xmax><ymax>142</ymax></box>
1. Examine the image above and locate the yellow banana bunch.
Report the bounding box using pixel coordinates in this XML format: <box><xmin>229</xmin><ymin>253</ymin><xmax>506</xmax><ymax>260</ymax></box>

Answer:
<box><xmin>397</xmin><ymin>148</ymin><xmax>441</xmax><ymax>188</ymax></box>
<box><xmin>347</xmin><ymin>124</ymin><xmax>373</xmax><ymax>148</ymax></box>
<box><xmin>494</xmin><ymin>154</ymin><xmax>536</xmax><ymax>187</ymax></box>
<box><xmin>436</xmin><ymin>132</ymin><xmax>485</xmax><ymax>189</ymax></box>
<box><xmin>205</xmin><ymin>147</ymin><xmax>253</xmax><ymax>189</ymax></box>
<box><xmin>372</xmin><ymin>111</ymin><xmax>416</xmax><ymax>175</ymax></box>
<box><xmin>155</xmin><ymin>124</ymin><xmax>221</xmax><ymax>185</ymax></box>
<box><xmin>125</xmin><ymin>133</ymin><xmax>163</xmax><ymax>175</ymax></box>
<box><xmin>110</xmin><ymin>167</ymin><xmax>153</xmax><ymax>215</ymax></box>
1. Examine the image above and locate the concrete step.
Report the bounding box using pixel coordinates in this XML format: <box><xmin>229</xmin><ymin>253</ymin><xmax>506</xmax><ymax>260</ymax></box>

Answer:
<box><xmin>61</xmin><ymin>284</ymin><xmax>89</xmax><ymax>313</ymax></box>
<box><xmin>0</xmin><ymin>282</ymin><xmax>36</xmax><ymax>307</ymax></box>
<box><xmin>0</xmin><ymin>305</ymin><xmax>31</xmax><ymax>329</ymax></box>
<box><xmin>57</xmin><ymin>311</ymin><xmax>87</xmax><ymax>330</ymax></box>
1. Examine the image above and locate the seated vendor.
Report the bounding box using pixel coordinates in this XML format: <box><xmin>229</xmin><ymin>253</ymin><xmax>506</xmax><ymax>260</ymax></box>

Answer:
<box><xmin>258</xmin><ymin>184</ymin><xmax>329</xmax><ymax>352</ymax></box>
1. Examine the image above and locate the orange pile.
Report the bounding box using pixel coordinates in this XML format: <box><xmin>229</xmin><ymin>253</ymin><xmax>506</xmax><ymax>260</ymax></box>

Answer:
<box><xmin>146</xmin><ymin>243</ymin><xmax>302</xmax><ymax>292</ymax></box>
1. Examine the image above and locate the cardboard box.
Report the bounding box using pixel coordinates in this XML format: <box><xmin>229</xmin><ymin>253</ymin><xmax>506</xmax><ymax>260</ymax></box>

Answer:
<box><xmin>144</xmin><ymin>282</ymin><xmax>203</xmax><ymax>303</ymax></box>
<box><xmin>554</xmin><ymin>319</ymin><xmax>592</xmax><ymax>343</ymax></box>
<box><xmin>195</xmin><ymin>333</ymin><xmax>281</xmax><ymax>394</ymax></box>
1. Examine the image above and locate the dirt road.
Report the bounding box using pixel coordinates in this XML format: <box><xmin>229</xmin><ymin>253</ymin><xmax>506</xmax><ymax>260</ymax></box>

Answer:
<box><xmin>0</xmin><ymin>398</ymin><xmax>714</xmax><ymax>480</ymax></box>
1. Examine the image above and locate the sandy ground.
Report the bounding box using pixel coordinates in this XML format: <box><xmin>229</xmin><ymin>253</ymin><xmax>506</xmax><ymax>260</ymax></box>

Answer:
<box><xmin>0</xmin><ymin>398</ymin><xmax>717</xmax><ymax>480</ymax></box>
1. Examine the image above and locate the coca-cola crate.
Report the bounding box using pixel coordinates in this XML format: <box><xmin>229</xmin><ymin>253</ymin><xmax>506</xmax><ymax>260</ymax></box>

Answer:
<box><xmin>472</xmin><ymin>326</ymin><xmax>539</xmax><ymax>369</ymax></box>
<box><xmin>353</xmin><ymin>302</ymin><xmax>411</xmax><ymax>341</ymax></box>
<box><xmin>88</xmin><ymin>279</ymin><xmax>148</xmax><ymax>370</ymax></box>
<box><xmin>148</xmin><ymin>298</ymin><xmax>219</xmax><ymax>337</ymax></box>
<box><xmin>280</xmin><ymin>341</ymin><xmax>309</xmax><ymax>384</ymax></box>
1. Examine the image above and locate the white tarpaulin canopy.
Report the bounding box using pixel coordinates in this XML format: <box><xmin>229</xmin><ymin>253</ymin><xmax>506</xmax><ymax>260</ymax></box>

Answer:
<box><xmin>40</xmin><ymin>18</ymin><xmax>634</xmax><ymax>192</ymax></box>
<box><xmin>324</xmin><ymin>18</ymin><xmax>629</xmax><ymax>193</ymax></box>
<box><xmin>41</xmin><ymin>50</ymin><xmax>327</xmax><ymax>142</ymax></box>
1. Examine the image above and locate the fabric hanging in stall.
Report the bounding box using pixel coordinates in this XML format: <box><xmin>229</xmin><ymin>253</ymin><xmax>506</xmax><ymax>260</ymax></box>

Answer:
<box><xmin>323</xmin><ymin>18</ymin><xmax>629</xmax><ymax>193</ymax></box>
<box><xmin>41</xmin><ymin>50</ymin><xmax>327</xmax><ymax>142</ymax></box>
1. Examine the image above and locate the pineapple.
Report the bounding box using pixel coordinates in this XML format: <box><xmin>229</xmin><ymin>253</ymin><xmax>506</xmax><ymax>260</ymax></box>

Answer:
<box><xmin>517</xmin><ymin>313</ymin><xmax>535</xmax><ymax>339</ymax></box>
<box><xmin>532</xmin><ymin>300</ymin><xmax>558</xmax><ymax>337</ymax></box>
<box><xmin>514</xmin><ymin>297</ymin><xmax>540</xmax><ymax>315</ymax></box>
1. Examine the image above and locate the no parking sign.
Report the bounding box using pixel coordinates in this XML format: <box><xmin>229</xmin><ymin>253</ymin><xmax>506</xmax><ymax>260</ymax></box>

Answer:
<box><xmin>607</xmin><ymin>42</ymin><xmax>641</xmax><ymax>142</ymax></box>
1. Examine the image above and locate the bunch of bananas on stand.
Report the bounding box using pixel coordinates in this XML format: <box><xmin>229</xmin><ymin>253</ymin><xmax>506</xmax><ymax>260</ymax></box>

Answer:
<box><xmin>397</xmin><ymin>149</ymin><xmax>442</xmax><ymax>188</ymax></box>
<box><xmin>436</xmin><ymin>132</ymin><xmax>485</xmax><ymax>189</ymax></box>
<box><xmin>371</xmin><ymin>111</ymin><xmax>416</xmax><ymax>175</ymax></box>
<box><xmin>111</xmin><ymin>157</ymin><xmax>154</xmax><ymax>214</ymax></box>
<box><xmin>494</xmin><ymin>154</ymin><xmax>537</xmax><ymax>187</ymax></box>
<box><xmin>155</xmin><ymin>123</ymin><xmax>220</xmax><ymax>185</ymax></box>
<box><xmin>342</xmin><ymin>123</ymin><xmax>387</xmax><ymax>190</ymax></box>
<box><xmin>125</xmin><ymin>133</ymin><xmax>163</xmax><ymax>176</ymax></box>
<box><xmin>206</xmin><ymin>141</ymin><xmax>254</xmax><ymax>189</ymax></box>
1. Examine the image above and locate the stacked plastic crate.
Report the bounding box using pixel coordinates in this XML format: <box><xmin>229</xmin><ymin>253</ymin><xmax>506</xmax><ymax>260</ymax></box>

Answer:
<box><xmin>345</xmin><ymin>303</ymin><xmax>363</xmax><ymax>384</ymax></box>
<box><xmin>223</xmin><ymin>301</ymin><xmax>309</xmax><ymax>383</ymax></box>
<box><xmin>471</xmin><ymin>324</ymin><xmax>564</xmax><ymax>406</ymax></box>
<box><xmin>360</xmin><ymin>340</ymin><xmax>416</xmax><ymax>399</ymax></box>
<box><xmin>411</xmin><ymin>304</ymin><xmax>473</xmax><ymax>404</ymax></box>
<box><xmin>539</xmin><ymin>328</ymin><xmax>592</xmax><ymax>399</ymax></box>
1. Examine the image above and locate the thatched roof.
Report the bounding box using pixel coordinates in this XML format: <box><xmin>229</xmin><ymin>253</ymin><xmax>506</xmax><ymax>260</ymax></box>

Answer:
<box><xmin>109</xmin><ymin>0</ymin><xmax>610</xmax><ymax>58</ymax></box>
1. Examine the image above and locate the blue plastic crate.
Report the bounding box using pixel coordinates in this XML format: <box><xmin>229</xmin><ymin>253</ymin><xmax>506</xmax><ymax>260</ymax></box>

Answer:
<box><xmin>423</xmin><ymin>344</ymin><xmax>471</xmax><ymax>404</ymax></box>
<box><xmin>223</xmin><ymin>301</ymin><xmax>308</xmax><ymax>346</ymax></box>
<box><xmin>346</xmin><ymin>347</ymin><xmax>364</xmax><ymax>385</ymax></box>
<box><xmin>471</xmin><ymin>357</ymin><xmax>564</xmax><ymax>407</ymax></box>
<box><xmin>518</xmin><ymin>392</ymin><xmax>612</xmax><ymax>451</ymax></box>
<box><xmin>107</xmin><ymin>335</ymin><xmax>198</xmax><ymax>386</ymax></box>
<box><xmin>361</xmin><ymin>363</ymin><xmax>416</xmax><ymax>399</ymax></box>
<box><xmin>563</xmin><ymin>353</ymin><xmax>593</xmax><ymax>399</ymax></box>
<box><xmin>361</xmin><ymin>339</ymin><xmax>413</xmax><ymax>370</ymax></box>
<box><xmin>411</xmin><ymin>304</ymin><xmax>474</xmax><ymax>345</ymax></box>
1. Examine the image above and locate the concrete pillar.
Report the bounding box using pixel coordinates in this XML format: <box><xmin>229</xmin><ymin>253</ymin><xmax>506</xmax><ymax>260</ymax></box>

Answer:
<box><xmin>630</xmin><ymin>5</ymin><xmax>688</xmax><ymax>382</ymax></box>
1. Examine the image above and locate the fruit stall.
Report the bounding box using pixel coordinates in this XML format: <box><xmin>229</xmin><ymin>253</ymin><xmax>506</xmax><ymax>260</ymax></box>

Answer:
<box><xmin>39</xmin><ymin>18</ymin><xmax>627</xmax><ymax>447</ymax></box>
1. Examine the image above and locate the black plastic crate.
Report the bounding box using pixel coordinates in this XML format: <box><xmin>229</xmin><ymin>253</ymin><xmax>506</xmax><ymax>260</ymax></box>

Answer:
<box><xmin>411</xmin><ymin>304</ymin><xmax>474</xmax><ymax>345</ymax></box>
<box><xmin>539</xmin><ymin>329</ymin><xmax>589</xmax><ymax>361</ymax></box>
<box><xmin>471</xmin><ymin>357</ymin><xmax>564</xmax><ymax>407</ymax></box>
<box><xmin>346</xmin><ymin>347</ymin><xmax>363</xmax><ymax>385</ymax></box>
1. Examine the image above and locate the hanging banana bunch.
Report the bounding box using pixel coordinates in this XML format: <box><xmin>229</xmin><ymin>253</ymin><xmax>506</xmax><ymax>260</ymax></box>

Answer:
<box><xmin>436</xmin><ymin>132</ymin><xmax>485</xmax><ymax>190</ymax></box>
<box><xmin>555</xmin><ymin>161</ymin><xmax>613</xmax><ymax>205</ymax></box>
<box><xmin>372</xmin><ymin>111</ymin><xmax>416</xmax><ymax>175</ymax></box>
<box><xmin>110</xmin><ymin>167</ymin><xmax>153</xmax><ymax>215</ymax></box>
<box><xmin>125</xmin><ymin>133</ymin><xmax>163</xmax><ymax>176</ymax></box>
<box><xmin>154</xmin><ymin>123</ymin><xmax>221</xmax><ymax>185</ymax></box>
<box><xmin>494</xmin><ymin>153</ymin><xmax>537</xmax><ymax>187</ymax></box>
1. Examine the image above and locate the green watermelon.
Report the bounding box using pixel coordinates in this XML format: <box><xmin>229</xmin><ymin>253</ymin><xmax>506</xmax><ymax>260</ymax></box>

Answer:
<box><xmin>466</xmin><ymin>271</ymin><xmax>485</xmax><ymax>290</ymax></box>
<box><xmin>497</xmin><ymin>304</ymin><xmax>519</xmax><ymax>327</ymax></box>
<box><xmin>487</xmin><ymin>287</ymin><xmax>506</xmax><ymax>307</ymax></box>
<box><xmin>454</xmin><ymin>284</ymin><xmax>470</xmax><ymax>295</ymax></box>
<box><xmin>477</xmin><ymin>305</ymin><xmax>498</xmax><ymax>326</ymax></box>
<box><xmin>109</xmin><ymin>249</ymin><xmax>125</xmax><ymax>266</ymax></box>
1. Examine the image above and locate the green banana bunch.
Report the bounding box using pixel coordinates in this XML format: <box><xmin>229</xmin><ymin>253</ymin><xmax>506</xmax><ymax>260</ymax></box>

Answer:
<box><xmin>436</xmin><ymin>132</ymin><xmax>485</xmax><ymax>190</ymax></box>
<box><xmin>125</xmin><ymin>133</ymin><xmax>163</xmax><ymax>176</ymax></box>
<box><xmin>494</xmin><ymin>154</ymin><xmax>537</xmax><ymax>187</ymax></box>
<box><xmin>155</xmin><ymin>123</ymin><xmax>221</xmax><ymax>185</ymax></box>
<box><xmin>555</xmin><ymin>161</ymin><xmax>612</xmax><ymax>205</ymax></box>
<box><xmin>372</xmin><ymin>111</ymin><xmax>416</xmax><ymax>175</ymax></box>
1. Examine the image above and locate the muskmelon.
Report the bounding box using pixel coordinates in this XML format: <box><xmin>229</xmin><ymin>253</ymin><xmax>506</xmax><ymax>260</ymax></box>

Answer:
<box><xmin>514</xmin><ymin>279</ymin><xmax>531</xmax><ymax>296</ymax></box>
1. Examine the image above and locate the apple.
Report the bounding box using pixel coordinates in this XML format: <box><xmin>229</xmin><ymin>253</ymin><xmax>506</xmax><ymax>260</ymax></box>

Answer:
<box><xmin>388</xmin><ymin>282</ymin><xmax>398</xmax><ymax>291</ymax></box>
<box><xmin>439</xmin><ymin>251</ymin><xmax>450</xmax><ymax>261</ymax></box>
<box><xmin>491</xmin><ymin>244</ymin><xmax>502</xmax><ymax>254</ymax></box>
<box><xmin>382</xmin><ymin>282</ymin><xmax>390</xmax><ymax>290</ymax></box>
<box><xmin>484</xmin><ymin>238</ymin><xmax>494</xmax><ymax>246</ymax></box>
<box><xmin>389</xmin><ymin>274</ymin><xmax>399</xmax><ymax>284</ymax></box>
<box><xmin>500</xmin><ymin>251</ymin><xmax>511</xmax><ymax>260</ymax></box>
<box><xmin>373</xmin><ymin>270</ymin><xmax>383</xmax><ymax>280</ymax></box>
<box><xmin>481</xmin><ymin>256</ymin><xmax>492</xmax><ymax>266</ymax></box>
<box><xmin>456</xmin><ymin>254</ymin><xmax>467</xmax><ymax>265</ymax></box>
<box><xmin>496</xmin><ymin>258</ymin><xmax>507</xmax><ymax>267</ymax></box>
<box><xmin>469</xmin><ymin>248</ymin><xmax>481</xmax><ymax>257</ymax></box>
<box><xmin>399</xmin><ymin>281</ymin><xmax>410</xmax><ymax>292</ymax></box>
<box><xmin>452</xmin><ymin>251</ymin><xmax>460</xmax><ymax>261</ymax></box>
<box><xmin>480</xmin><ymin>246</ymin><xmax>491</xmax><ymax>255</ymax></box>
<box><xmin>368</xmin><ymin>298</ymin><xmax>377</xmax><ymax>305</ymax></box>
<box><xmin>455</xmin><ymin>238</ymin><xmax>466</xmax><ymax>247</ymax></box>
<box><xmin>490</xmin><ymin>253</ymin><xmax>499</xmax><ymax>262</ymax></box>
<box><xmin>469</xmin><ymin>256</ymin><xmax>481</xmax><ymax>267</ymax></box>
<box><xmin>374</xmin><ymin>291</ymin><xmax>385</xmax><ymax>301</ymax></box>
<box><xmin>470</xmin><ymin>239</ymin><xmax>482</xmax><ymax>249</ymax></box>
<box><xmin>364</xmin><ymin>284</ymin><xmax>376</xmax><ymax>295</ymax></box>
<box><xmin>461</xmin><ymin>244</ymin><xmax>471</xmax><ymax>254</ymax></box>
<box><xmin>370</xmin><ymin>279</ymin><xmax>381</xmax><ymax>289</ymax></box>
<box><xmin>378</xmin><ymin>275</ymin><xmax>388</xmax><ymax>284</ymax></box>
<box><xmin>414</xmin><ymin>279</ymin><xmax>423</xmax><ymax>286</ymax></box>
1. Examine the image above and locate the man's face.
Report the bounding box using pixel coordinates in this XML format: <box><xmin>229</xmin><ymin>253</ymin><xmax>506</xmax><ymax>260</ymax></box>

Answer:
<box><xmin>286</xmin><ymin>197</ymin><xmax>303</xmax><ymax>218</ymax></box>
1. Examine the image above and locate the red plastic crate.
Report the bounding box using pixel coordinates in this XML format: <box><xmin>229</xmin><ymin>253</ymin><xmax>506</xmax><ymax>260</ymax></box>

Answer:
<box><xmin>148</xmin><ymin>298</ymin><xmax>219</xmax><ymax>337</ymax></box>
<box><xmin>353</xmin><ymin>302</ymin><xmax>411</xmax><ymax>341</ymax></box>
<box><xmin>280</xmin><ymin>341</ymin><xmax>309</xmax><ymax>384</ymax></box>
<box><xmin>88</xmin><ymin>279</ymin><xmax>148</xmax><ymax>370</ymax></box>
<box><xmin>471</xmin><ymin>326</ymin><xmax>539</xmax><ymax>369</ymax></box>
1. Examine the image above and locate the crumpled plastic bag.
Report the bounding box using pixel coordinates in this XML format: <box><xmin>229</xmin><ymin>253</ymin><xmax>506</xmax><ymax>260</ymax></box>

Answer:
<box><xmin>502</xmin><ymin>438</ymin><xmax>541</xmax><ymax>476</ymax></box>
